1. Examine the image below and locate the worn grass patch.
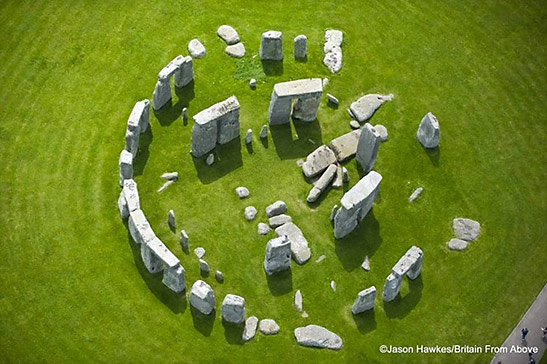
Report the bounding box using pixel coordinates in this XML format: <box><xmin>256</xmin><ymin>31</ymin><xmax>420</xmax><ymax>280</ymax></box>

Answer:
<box><xmin>233</xmin><ymin>56</ymin><xmax>267</xmax><ymax>82</ymax></box>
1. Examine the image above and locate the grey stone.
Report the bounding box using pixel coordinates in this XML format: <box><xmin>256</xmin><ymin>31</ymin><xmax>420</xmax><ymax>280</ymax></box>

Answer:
<box><xmin>265</xmin><ymin>200</ymin><xmax>287</xmax><ymax>217</ymax></box>
<box><xmin>342</xmin><ymin>167</ymin><xmax>349</xmax><ymax>183</ymax></box>
<box><xmin>258</xmin><ymin>222</ymin><xmax>271</xmax><ymax>235</ymax></box>
<box><xmin>302</xmin><ymin>145</ymin><xmax>337</xmax><ymax>178</ymax></box>
<box><xmin>294</xmin><ymin>35</ymin><xmax>307</xmax><ymax>59</ymax></box>
<box><xmin>141</xmin><ymin>237</ymin><xmax>179</xmax><ymax>274</ymax></box>
<box><xmin>125</xmin><ymin>111</ymin><xmax>140</xmax><ymax>158</ymax></box>
<box><xmin>206</xmin><ymin>154</ymin><xmax>215</xmax><ymax>166</ymax></box>
<box><xmin>221</xmin><ymin>294</ymin><xmax>245</xmax><ymax>324</ymax></box>
<box><xmin>315</xmin><ymin>255</ymin><xmax>326</xmax><ymax>263</ymax></box>
<box><xmin>128</xmin><ymin>209</ymin><xmax>155</xmax><ymax>245</ymax></box>
<box><xmin>189</xmin><ymin>280</ymin><xmax>215</xmax><ymax>315</ymax></box>
<box><xmin>307</xmin><ymin>164</ymin><xmax>337</xmax><ymax>203</ymax></box>
<box><xmin>275</xmin><ymin>222</ymin><xmax>311</xmax><ymax>264</ymax></box>
<box><xmin>263</xmin><ymin>236</ymin><xmax>291</xmax><ymax>275</ymax></box>
<box><xmin>448</xmin><ymin>238</ymin><xmax>468</xmax><ymax>251</ymax></box>
<box><xmin>382</xmin><ymin>273</ymin><xmax>402</xmax><ymax>302</ymax></box>
<box><xmin>163</xmin><ymin>264</ymin><xmax>186</xmax><ymax>293</ymax></box>
<box><xmin>417</xmin><ymin>112</ymin><xmax>440</xmax><ymax>148</ymax></box>
<box><xmin>383</xmin><ymin>246</ymin><xmax>423</xmax><ymax>302</ymax></box>
<box><xmin>259</xmin><ymin>31</ymin><xmax>283</xmax><ymax>61</ymax></box>
<box><xmin>322</xmin><ymin>78</ymin><xmax>329</xmax><ymax>87</ymax></box>
<box><xmin>259</xmin><ymin>319</ymin><xmax>280</xmax><ymax>335</ymax></box>
<box><xmin>347</xmin><ymin>108</ymin><xmax>356</xmax><ymax>119</ymax></box>
<box><xmin>180</xmin><ymin>230</ymin><xmax>189</xmax><ymax>252</ymax></box>
<box><xmin>245</xmin><ymin>129</ymin><xmax>253</xmax><ymax>144</ymax></box>
<box><xmin>161</xmin><ymin>172</ymin><xmax>178</xmax><ymax>181</ymax></box>
<box><xmin>119</xmin><ymin>179</ymin><xmax>140</xmax><ymax>220</ymax></box>
<box><xmin>330</xmin><ymin>205</ymin><xmax>339</xmax><ymax>222</ymax></box>
<box><xmin>452</xmin><ymin>218</ymin><xmax>481</xmax><ymax>241</ymax></box>
<box><xmin>350</xmin><ymin>94</ymin><xmax>393</xmax><ymax>122</ymax></box>
<box><xmin>217</xmin><ymin>25</ymin><xmax>240</xmax><ymax>45</ymax></box>
<box><xmin>152</xmin><ymin>78</ymin><xmax>171</xmax><ymax>111</ymax></box>
<box><xmin>361</xmin><ymin>256</ymin><xmax>370</xmax><ymax>271</ymax></box>
<box><xmin>157</xmin><ymin>180</ymin><xmax>174</xmax><ymax>193</ymax></box>
<box><xmin>174</xmin><ymin>56</ymin><xmax>193</xmax><ymax>88</ymax></box>
<box><xmin>333</xmin><ymin>171</ymin><xmax>382</xmax><ymax>239</ymax></box>
<box><xmin>215</xmin><ymin>270</ymin><xmax>224</xmax><ymax>283</ymax></box>
<box><xmin>259</xmin><ymin>125</ymin><xmax>268</xmax><ymax>139</ymax></box>
<box><xmin>119</xmin><ymin>149</ymin><xmax>133</xmax><ymax>186</ymax></box>
<box><xmin>350</xmin><ymin>120</ymin><xmax>360</xmax><ymax>129</ymax></box>
<box><xmin>407</xmin><ymin>187</ymin><xmax>423</xmax><ymax>203</ymax></box>
<box><xmin>268</xmin><ymin>214</ymin><xmax>292</xmax><ymax>228</ymax></box>
<box><xmin>325</xmin><ymin>30</ymin><xmax>343</xmax><ymax>45</ymax></box>
<box><xmin>225</xmin><ymin>43</ymin><xmax>245</xmax><ymax>58</ymax></box>
<box><xmin>374</xmin><ymin>124</ymin><xmax>388</xmax><ymax>142</ymax></box>
<box><xmin>330</xmin><ymin>281</ymin><xmax>337</xmax><ymax>292</ymax></box>
<box><xmin>332</xmin><ymin>165</ymin><xmax>343</xmax><ymax>189</ymax></box>
<box><xmin>295</xmin><ymin>290</ymin><xmax>303</xmax><ymax>312</ymax></box>
<box><xmin>244</xmin><ymin>206</ymin><xmax>257</xmax><ymax>221</ymax></box>
<box><xmin>182</xmin><ymin>107</ymin><xmax>188</xmax><ymax>122</ymax></box>
<box><xmin>323</xmin><ymin>47</ymin><xmax>342</xmax><ymax>73</ymax></box>
<box><xmin>268</xmin><ymin>78</ymin><xmax>323</xmax><ymax>125</ymax></box>
<box><xmin>235</xmin><ymin>186</ymin><xmax>250</xmax><ymax>199</ymax></box>
<box><xmin>167</xmin><ymin>209</ymin><xmax>176</xmax><ymax>229</ymax></box>
<box><xmin>356</xmin><ymin>123</ymin><xmax>381</xmax><ymax>174</ymax></box>
<box><xmin>118</xmin><ymin>190</ymin><xmax>128</xmax><ymax>220</ymax></box>
<box><xmin>326</xmin><ymin>93</ymin><xmax>339</xmax><ymax>105</ymax></box>
<box><xmin>128</xmin><ymin>99</ymin><xmax>150</xmax><ymax>135</ymax></box>
<box><xmin>352</xmin><ymin>286</ymin><xmax>376</xmax><ymax>314</ymax></box>
<box><xmin>199</xmin><ymin>259</ymin><xmax>210</xmax><ymax>274</ymax></box>
<box><xmin>249</xmin><ymin>78</ymin><xmax>257</xmax><ymax>89</ymax></box>
<box><xmin>328</xmin><ymin>130</ymin><xmax>362</xmax><ymax>163</ymax></box>
<box><xmin>188</xmin><ymin>38</ymin><xmax>206</xmax><ymax>58</ymax></box>
<box><xmin>294</xmin><ymin>325</ymin><xmax>343</xmax><ymax>350</ymax></box>
<box><xmin>242</xmin><ymin>316</ymin><xmax>258</xmax><ymax>342</ymax></box>
<box><xmin>194</xmin><ymin>247</ymin><xmax>206</xmax><ymax>259</ymax></box>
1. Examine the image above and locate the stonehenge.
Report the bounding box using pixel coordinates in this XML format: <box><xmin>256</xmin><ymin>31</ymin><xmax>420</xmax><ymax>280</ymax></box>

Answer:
<box><xmin>382</xmin><ymin>246</ymin><xmax>423</xmax><ymax>302</ymax></box>
<box><xmin>189</xmin><ymin>280</ymin><xmax>215</xmax><ymax>315</ymax></box>
<box><xmin>259</xmin><ymin>31</ymin><xmax>283</xmax><ymax>61</ymax></box>
<box><xmin>190</xmin><ymin>96</ymin><xmax>240</xmax><ymax>158</ymax></box>
<box><xmin>416</xmin><ymin>112</ymin><xmax>440</xmax><ymax>148</ymax></box>
<box><xmin>267</xmin><ymin>78</ymin><xmax>323</xmax><ymax>125</ymax></box>
<box><xmin>333</xmin><ymin>171</ymin><xmax>382</xmax><ymax>239</ymax></box>
<box><xmin>294</xmin><ymin>35</ymin><xmax>307</xmax><ymax>60</ymax></box>
<box><xmin>221</xmin><ymin>294</ymin><xmax>246</xmax><ymax>324</ymax></box>
<box><xmin>349</xmin><ymin>94</ymin><xmax>393</xmax><ymax>122</ymax></box>
<box><xmin>263</xmin><ymin>236</ymin><xmax>291</xmax><ymax>275</ymax></box>
<box><xmin>352</xmin><ymin>286</ymin><xmax>376</xmax><ymax>314</ymax></box>
<box><xmin>356</xmin><ymin>123</ymin><xmax>381</xmax><ymax>174</ymax></box>
<box><xmin>152</xmin><ymin>55</ymin><xmax>194</xmax><ymax>111</ymax></box>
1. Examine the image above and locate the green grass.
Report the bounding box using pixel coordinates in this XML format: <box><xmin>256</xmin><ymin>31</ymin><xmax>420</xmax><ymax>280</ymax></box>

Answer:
<box><xmin>1</xmin><ymin>0</ymin><xmax>546</xmax><ymax>363</ymax></box>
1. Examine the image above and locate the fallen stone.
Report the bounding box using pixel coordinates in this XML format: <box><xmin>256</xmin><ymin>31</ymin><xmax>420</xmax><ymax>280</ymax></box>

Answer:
<box><xmin>242</xmin><ymin>316</ymin><xmax>259</xmax><ymax>342</ymax></box>
<box><xmin>259</xmin><ymin>319</ymin><xmax>280</xmax><ymax>335</ymax></box>
<box><xmin>266</xmin><ymin>200</ymin><xmax>287</xmax><ymax>217</ymax></box>
<box><xmin>350</xmin><ymin>120</ymin><xmax>360</xmax><ymax>129</ymax></box>
<box><xmin>259</xmin><ymin>125</ymin><xmax>268</xmax><ymax>139</ymax></box>
<box><xmin>225</xmin><ymin>43</ymin><xmax>245</xmax><ymax>58</ymax></box>
<box><xmin>294</xmin><ymin>325</ymin><xmax>343</xmax><ymax>350</ymax></box>
<box><xmin>302</xmin><ymin>145</ymin><xmax>337</xmax><ymax>178</ymax></box>
<box><xmin>325</xmin><ymin>29</ymin><xmax>343</xmax><ymax>45</ymax></box>
<box><xmin>161</xmin><ymin>172</ymin><xmax>178</xmax><ymax>181</ymax></box>
<box><xmin>259</xmin><ymin>31</ymin><xmax>283</xmax><ymax>61</ymax></box>
<box><xmin>215</xmin><ymin>270</ymin><xmax>224</xmax><ymax>283</ymax></box>
<box><xmin>347</xmin><ymin>108</ymin><xmax>356</xmax><ymax>119</ymax></box>
<box><xmin>217</xmin><ymin>25</ymin><xmax>240</xmax><ymax>45</ymax></box>
<box><xmin>249</xmin><ymin>78</ymin><xmax>257</xmax><ymax>89</ymax></box>
<box><xmin>361</xmin><ymin>256</ymin><xmax>370</xmax><ymax>271</ymax></box>
<box><xmin>327</xmin><ymin>93</ymin><xmax>339</xmax><ymax>105</ymax></box>
<box><xmin>315</xmin><ymin>255</ymin><xmax>326</xmax><ymax>263</ymax></box>
<box><xmin>352</xmin><ymin>286</ymin><xmax>376</xmax><ymax>314</ymax></box>
<box><xmin>296</xmin><ymin>159</ymin><xmax>304</xmax><ymax>167</ymax></box>
<box><xmin>332</xmin><ymin>165</ymin><xmax>343</xmax><ymax>189</ymax></box>
<box><xmin>206</xmin><ymin>154</ymin><xmax>215</xmax><ymax>166</ymax></box>
<box><xmin>180</xmin><ymin>230</ymin><xmax>189</xmax><ymax>252</ymax></box>
<box><xmin>235</xmin><ymin>186</ymin><xmax>250</xmax><ymax>199</ymax></box>
<box><xmin>295</xmin><ymin>290</ymin><xmax>303</xmax><ymax>312</ymax></box>
<box><xmin>328</xmin><ymin>130</ymin><xmax>362</xmax><ymax>163</ymax></box>
<box><xmin>167</xmin><ymin>210</ymin><xmax>176</xmax><ymax>229</ymax></box>
<box><xmin>356</xmin><ymin>123</ymin><xmax>381</xmax><ymax>174</ymax></box>
<box><xmin>417</xmin><ymin>112</ymin><xmax>440</xmax><ymax>148</ymax></box>
<box><xmin>350</xmin><ymin>94</ymin><xmax>393</xmax><ymax>122</ymax></box>
<box><xmin>221</xmin><ymin>294</ymin><xmax>245</xmax><ymax>324</ymax></box>
<box><xmin>244</xmin><ymin>206</ymin><xmax>257</xmax><ymax>221</ymax></box>
<box><xmin>330</xmin><ymin>281</ymin><xmax>337</xmax><ymax>292</ymax></box>
<box><xmin>119</xmin><ymin>150</ymin><xmax>134</xmax><ymax>186</ymax></box>
<box><xmin>199</xmin><ymin>259</ymin><xmax>210</xmax><ymax>274</ymax></box>
<box><xmin>308</xmin><ymin>138</ymin><xmax>316</xmax><ymax>145</ymax></box>
<box><xmin>452</xmin><ymin>218</ymin><xmax>481</xmax><ymax>241</ymax></box>
<box><xmin>275</xmin><ymin>222</ymin><xmax>311</xmax><ymax>264</ymax></box>
<box><xmin>194</xmin><ymin>247</ymin><xmax>206</xmax><ymax>259</ymax></box>
<box><xmin>307</xmin><ymin>164</ymin><xmax>337</xmax><ymax>203</ymax></box>
<box><xmin>268</xmin><ymin>214</ymin><xmax>292</xmax><ymax>228</ymax></box>
<box><xmin>447</xmin><ymin>238</ymin><xmax>468</xmax><ymax>251</ymax></box>
<box><xmin>409</xmin><ymin>187</ymin><xmax>423</xmax><ymax>202</ymax></box>
<box><xmin>157</xmin><ymin>180</ymin><xmax>175</xmax><ymax>193</ymax></box>
<box><xmin>374</xmin><ymin>124</ymin><xmax>388</xmax><ymax>142</ymax></box>
<box><xmin>294</xmin><ymin>35</ymin><xmax>307</xmax><ymax>59</ymax></box>
<box><xmin>188</xmin><ymin>38</ymin><xmax>206</xmax><ymax>58</ymax></box>
<box><xmin>245</xmin><ymin>129</ymin><xmax>253</xmax><ymax>144</ymax></box>
<box><xmin>163</xmin><ymin>265</ymin><xmax>186</xmax><ymax>293</ymax></box>
<box><xmin>258</xmin><ymin>222</ymin><xmax>271</xmax><ymax>235</ymax></box>
<box><xmin>330</xmin><ymin>205</ymin><xmax>339</xmax><ymax>222</ymax></box>
<box><xmin>263</xmin><ymin>236</ymin><xmax>291</xmax><ymax>275</ymax></box>
<box><xmin>189</xmin><ymin>280</ymin><xmax>215</xmax><ymax>315</ymax></box>
<box><xmin>323</xmin><ymin>47</ymin><xmax>342</xmax><ymax>73</ymax></box>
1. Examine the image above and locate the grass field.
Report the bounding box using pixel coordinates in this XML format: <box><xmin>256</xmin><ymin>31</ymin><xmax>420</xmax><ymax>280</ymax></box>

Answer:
<box><xmin>1</xmin><ymin>0</ymin><xmax>546</xmax><ymax>363</ymax></box>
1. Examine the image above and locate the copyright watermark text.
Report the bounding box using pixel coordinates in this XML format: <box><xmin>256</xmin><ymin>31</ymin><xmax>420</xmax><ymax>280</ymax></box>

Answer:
<box><xmin>378</xmin><ymin>344</ymin><xmax>539</xmax><ymax>354</ymax></box>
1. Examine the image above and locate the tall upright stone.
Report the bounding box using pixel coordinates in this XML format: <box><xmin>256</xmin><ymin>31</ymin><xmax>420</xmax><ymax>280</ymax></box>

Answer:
<box><xmin>263</xmin><ymin>236</ymin><xmax>291</xmax><ymax>275</ymax></box>
<box><xmin>268</xmin><ymin>79</ymin><xmax>323</xmax><ymax>125</ymax></box>
<box><xmin>152</xmin><ymin>78</ymin><xmax>171</xmax><ymax>111</ymax></box>
<box><xmin>128</xmin><ymin>99</ymin><xmax>150</xmax><ymax>136</ymax></box>
<box><xmin>189</xmin><ymin>280</ymin><xmax>215</xmax><ymax>315</ymax></box>
<box><xmin>162</xmin><ymin>264</ymin><xmax>186</xmax><ymax>293</ymax></box>
<box><xmin>383</xmin><ymin>246</ymin><xmax>423</xmax><ymax>302</ymax></box>
<box><xmin>294</xmin><ymin>35</ymin><xmax>307</xmax><ymax>59</ymax></box>
<box><xmin>356</xmin><ymin>123</ymin><xmax>381</xmax><ymax>174</ymax></box>
<box><xmin>259</xmin><ymin>31</ymin><xmax>283</xmax><ymax>61</ymax></box>
<box><xmin>221</xmin><ymin>294</ymin><xmax>246</xmax><ymax>324</ymax></box>
<box><xmin>118</xmin><ymin>179</ymin><xmax>140</xmax><ymax>219</ymax></box>
<box><xmin>174</xmin><ymin>56</ymin><xmax>194</xmax><ymax>88</ymax></box>
<box><xmin>351</xmin><ymin>286</ymin><xmax>376</xmax><ymax>314</ymax></box>
<box><xmin>416</xmin><ymin>112</ymin><xmax>440</xmax><ymax>148</ymax></box>
<box><xmin>119</xmin><ymin>150</ymin><xmax>133</xmax><ymax>186</ymax></box>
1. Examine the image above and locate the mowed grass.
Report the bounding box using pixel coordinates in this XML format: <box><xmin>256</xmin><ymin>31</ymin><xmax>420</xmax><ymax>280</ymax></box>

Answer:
<box><xmin>0</xmin><ymin>0</ymin><xmax>546</xmax><ymax>363</ymax></box>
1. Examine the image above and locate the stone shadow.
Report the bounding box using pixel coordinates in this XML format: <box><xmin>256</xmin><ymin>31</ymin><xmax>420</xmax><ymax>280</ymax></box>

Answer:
<box><xmin>334</xmin><ymin>211</ymin><xmax>382</xmax><ymax>272</ymax></box>
<box><xmin>133</xmin><ymin>127</ymin><xmax>153</xmax><ymax>176</ymax></box>
<box><xmin>126</xmin><ymin>231</ymin><xmax>187</xmax><ymax>314</ymax></box>
<box><xmin>191</xmin><ymin>306</ymin><xmax>215</xmax><ymax>337</ymax></box>
<box><xmin>261</xmin><ymin>60</ymin><xmax>284</xmax><ymax>76</ymax></box>
<box><xmin>192</xmin><ymin>138</ymin><xmax>243</xmax><ymax>184</ymax></box>
<box><xmin>383</xmin><ymin>275</ymin><xmax>423</xmax><ymax>319</ymax></box>
<box><xmin>326</xmin><ymin>100</ymin><xmax>339</xmax><ymax>110</ymax></box>
<box><xmin>245</xmin><ymin>141</ymin><xmax>254</xmax><ymax>155</ymax></box>
<box><xmin>261</xmin><ymin>136</ymin><xmax>269</xmax><ymax>149</ymax></box>
<box><xmin>222</xmin><ymin>319</ymin><xmax>245</xmax><ymax>345</ymax></box>
<box><xmin>153</xmin><ymin>81</ymin><xmax>195</xmax><ymax>127</ymax></box>
<box><xmin>295</xmin><ymin>55</ymin><xmax>308</xmax><ymax>63</ymax></box>
<box><xmin>423</xmin><ymin>146</ymin><xmax>440</xmax><ymax>167</ymax></box>
<box><xmin>270</xmin><ymin>119</ymin><xmax>323</xmax><ymax>160</ymax></box>
<box><xmin>266</xmin><ymin>269</ymin><xmax>293</xmax><ymax>296</ymax></box>
<box><xmin>352</xmin><ymin>309</ymin><xmax>377</xmax><ymax>335</ymax></box>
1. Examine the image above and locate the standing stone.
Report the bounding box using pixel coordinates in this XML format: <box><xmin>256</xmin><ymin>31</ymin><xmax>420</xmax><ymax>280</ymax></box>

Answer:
<box><xmin>263</xmin><ymin>236</ymin><xmax>291</xmax><ymax>275</ymax></box>
<box><xmin>452</xmin><ymin>218</ymin><xmax>481</xmax><ymax>241</ymax></box>
<box><xmin>167</xmin><ymin>209</ymin><xmax>176</xmax><ymax>229</ymax></box>
<box><xmin>268</xmin><ymin>214</ymin><xmax>292</xmax><ymax>228</ymax></box>
<box><xmin>332</xmin><ymin>165</ymin><xmax>343</xmax><ymax>189</ymax></box>
<box><xmin>189</xmin><ymin>280</ymin><xmax>215</xmax><ymax>315</ymax></box>
<box><xmin>258</xmin><ymin>222</ymin><xmax>271</xmax><ymax>235</ymax></box>
<box><xmin>382</xmin><ymin>273</ymin><xmax>402</xmax><ymax>302</ymax></box>
<box><xmin>199</xmin><ymin>259</ymin><xmax>210</xmax><ymax>274</ymax></box>
<box><xmin>350</xmin><ymin>94</ymin><xmax>393</xmax><ymax>122</ymax></box>
<box><xmin>118</xmin><ymin>190</ymin><xmax>129</xmax><ymax>220</ymax></box>
<box><xmin>295</xmin><ymin>290</ymin><xmax>303</xmax><ymax>312</ymax></box>
<box><xmin>330</xmin><ymin>281</ymin><xmax>337</xmax><ymax>292</ymax></box>
<box><xmin>128</xmin><ymin>100</ymin><xmax>150</xmax><ymax>136</ymax></box>
<box><xmin>361</xmin><ymin>256</ymin><xmax>370</xmax><ymax>271</ymax></box>
<box><xmin>206</xmin><ymin>154</ymin><xmax>215</xmax><ymax>166</ymax></box>
<box><xmin>119</xmin><ymin>179</ymin><xmax>140</xmax><ymax>219</ymax></box>
<box><xmin>152</xmin><ymin>78</ymin><xmax>171</xmax><ymax>111</ymax></box>
<box><xmin>328</xmin><ymin>129</ymin><xmax>362</xmax><ymax>163</ymax></box>
<box><xmin>172</xmin><ymin>56</ymin><xmax>193</xmax><ymax>88</ymax></box>
<box><xmin>217</xmin><ymin>25</ymin><xmax>240</xmax><ymax>45</ymax></box>
<box><xmin>294</xmin><ymin>35</ymin><xmax>307</xmax><ymax>60</ymax></box>
<box><xmin>225</xmin><ymin>43</ymin><xmax>246</xmax><ymax>58</ymax></box>
<box><xmin>141</xmin><ymin>236</ymin><xmax>179</xmax><ymax>274</ymax></box>
<box><xmin>180</xmin><ymin>230</ymin><xmax>189</xmax><ymax>252</ymax></box>
<box><xmin>243</xmin><ymin>316</ymin><xmax>258</xmax><ymax>342</ymax></box>
<box><xmin>260</xmin><ymin>125</ymin><xmax>268</xmax><ymax>139</ymax></box>
<box><xmin>326</xmin><ymin>94</ymin><xmax>339</xmax><ymax>105</ymax></box>
<box><xmin>352</xmin><ymin>286</ymin><xmax>376</xmax><ymax>314</ymax></box>
<box><xmin>342</xmin><ymin>167</ymin><xmax>349</xmax><ymax>183</ymax></box>
<box><xmin>333</xmin><ymin>171</ymin><xmax>382</xmax><ymax>239</ymax></box>
<box><xmin>188</xmin><ymin>38</ymin><xmax>206</xmax><ymax>58</ymax></box>
<box><xmin>221</xmin><ymin>294</ymin><xmax>246</xmax><ymax>324</ymax></box>
<box><xmin>448</xmin><ymin>238</ymin><xmax>468</xmax><ymax>251</ymax></box>
<box><xmin>245</xmin><ymin>129</ymin><xmax>253</xmax><ymax>144</ymax></box>
<box><xmin>383</xmin><ymin>246</ymin><xmax>423</xmax><ymax>302</ymax></box>
<box><xmin>275</xmin><ymin>222</ymin><xmax>311</xmax><ymax>264</ymax></box>
<box><xmin>128</xmin><ymin>209</ymin><xmax>155</xmax><ymax>245</ymax></box>
<box><xmin>119</xmin><ymin>150</ymin><xmax>133</xmax><ymax>186</ymax></box>
<box><xmin>416</xmin><ymin>112</ymin><xmax>440</xmax><ymax>148</ymax></box>
<box><xmin>249</xmin><ymin>78</ymin><xmax>257</xmax><ymax>89</ymax></box>
<box><xmin>194</xmin><ymin>247</ymin><xmax>205</xmax><ymax>259</ymax></box>
<box><xmin>244</xmin><ymin>206</ymin><xmax>257</xmax><ymax>221</ymax></box>
<box><xmin>265</xmin><ymin>200</ymin><xmax>287</xmax><ymax>217</ymax></box>
<box><xmin>162</xmin><ymin>264</ymin><xmax>186</xmax><ymax>293</ymax></box>
<box><xmin>259</xmin><ymin>31</ymin><xmax>283</xmax><ymax>61</ymax></box>
<box><xmin>302</xmin><ymin>145</ymin><xmax>337</xmax><ymax>178</ymax></box>
<box><xmin>125</xmin><ymin>129</ymin><xmax>139</xmax><ymax>159</ymax></box>
<box><xmin>307</xmin><ymin>164</ymin><xmax>337</xmax><ymax>203</ymax></box>
<box><xmin>235</xmin><ymin>186</ymin><xmax>250</xmax><ymax>199</ymax></box>
<box><xmin>215</xmin><ymin>270</ymin><xmax>224</xmax><ymax>283</ymax></box>
<box><xmin>294</xmin><ymin>325</ymin><xmax>343</xmax><ymax>350</ymax></box>
<box><xmin>356</xmin><ymin>123</ymin><xmax>381</xmax><ymax>174</ymax></box>
<box><xmin>409</xmin><ymin>187</ymin><xmax>424</xmax><ymax>202</ymax></box>
<box><xmin>268</xmin><ymin>78</ymin><xmax>323</xmax><ymax>125</ymax></box>
<box><xmin>259</xmin><ymin>319</ymin><xmax>280</xmax><ymax>335</ymax></box>
<box><xmin>182</xmin><ymin>107</ymin><xmax>188</xmax><ymax>123</ymax></box>
<box><xmin>374</xmin><ymin>124</ymin><xmax>388</xmax><ymax>142</ymax></box>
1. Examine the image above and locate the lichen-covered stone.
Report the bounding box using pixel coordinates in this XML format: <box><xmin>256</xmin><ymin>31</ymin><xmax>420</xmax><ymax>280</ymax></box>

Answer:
<box><xmin>119</xmin><ymin>149</ymin><xmax>133</xmax><ymax>186</ymax></box>
<box><xmin>189</xmin><ymin>280</ymin><xmax>215</xmax><ymax>315</ymax></box>
<box><xmin>416</xmin><ymin>112</ymin><xmax>440</xmax><ymax>148</ymax></box>
<box><xmin>275</xmin><ymin>222</ymin><xmax>311</xmax><ymax>264</ymax></box>
<box><xmin>259</xmin><ymin>31</ymin><xmax>283</xmax><ymax>61</ymax></box>
<box><xmin>162</xmin><ymin>264</ymin><xmax>186</xmax><ymax>293</ymax></box>
<box><xmin>352</xmin><ymin>286</ymin><xmax>376</xmax><ymax>314</ymax></box>
<box><xmin>356</xmin><ymin>123</ymin><xmax>381</xmax><ymax>174</ymax></box>
<box><xmin>294</xmin><ymin>35</ymin><xmax>307</xmax><ymax>59</ymax></box>
<box><xmin>294</xmin><ymin>325</ymin><xmax>343</xmax><ymax>350</ymax></box>
<box><xmin>263</xmin><ymin>236</ymin><xmax>291</xmax><ymax>275</ymax></box>
<box><xmin>302</xmin><ymin>145</ymin><xmax>337</xmax><ymax>178</ymax></box>
<box><xmin>221</xmin><ymin>294</ymin><xmax>246</xmax><ymax>324</ymax></box>
<box><xmin>349</xmin><ymin>94</ymin><xmax>393</xmax><ymax>122</ymax></box>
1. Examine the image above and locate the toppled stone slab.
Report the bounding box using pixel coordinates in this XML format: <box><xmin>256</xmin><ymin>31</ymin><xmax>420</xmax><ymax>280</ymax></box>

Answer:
<box><xmin>259</xmin><ymin>31</ymin><xmax>283</xmax><ymax>61</ymax></box>
<box><xmin>307</xmin><ymin>164</ymin><xmax>337</xmax><ymax>203</ymax></box>
<box><xmin>350</xmin><ymin>94</ymin><xmax>393</xmax><ymax>122</ymax></box>
<box><xmin>417</xmin><ymin>112</ymin><xmax>440</xmax><ymax>148</ymax></box>
<box><xmin>157</xmin><ymin>179</ymin><xmax>175</xmax><ymax>194</ymax></box>
<box><xmin>294</xmin><ymin>35</ymin><xmax>307</xmax><ymax>59</ymax></box>
<box><xmin>128</xmin><ymin>209</ymin><xmax>155</xmax><ymax>245</ymax></box>
<box><xmin>352</xmin><ymin>286</ymin><xmax>376</xmax><ymax>314</ymax></box>
<box><xmin>163</xmin><ymin>265</ymin><xmax>186</xmax><ymax>293</ymax></box>
<box><xmin>452</xmin><ymin>218</ymin><xmax>481</xmax><ymax>241</ymax></box>
<box><xmin>259</xmin><ymin>319</ymin><xmax>280</xmax><ymax>335</ymax></box>
<box><xmin>447</xmin><ymin>238</ymin><xmax>468</xmax><ymax>251</ymax></box>
<box><xmin>161</xmin><ymin>172</ymin><xmax>178</xmax><ymax>181</ymax></box>
<box><xmin>221</xmin><ymin>294</ymin><xmax>246</xmax><ymax>324</ymax></box>
<box><xmin>225</xmin><ymin>43</ymin><xmax>245</xmax><ymax>58</ymax></box>
<box><xmin>275</xmin><ymin>222</ymin><xmax>311</xmax><ymax>264</ymax></box>
<box><xmin>217</xmin><ymin>25</ymin><xmax>240</xmax><ymax>45</ymax></box>
<box><xmin>374</xmin><ymin>124</ymin><xmax>388</xmax><ymax>142</ymax></box>
<box><xmin>235</xmin><ymin>186</ymin><xmax>250</xmax><ymax>199</ymax></box>
<box><xmin>189</xmin><ymin>280</ymin><xmax>215</xmax><ymax>315</ymax></box>
<box><xmin>266</xmin><ymin>200</ymin><xmax>287</xmax><ymax>217</ymax></box>
<box><xmin>302</xmin><ymin>145</ymin><xmax>337</xmax><ymax>178</ymax></box>
<box><xmin>268</xmin><ymin>214</ymin><xmax>292</xmax><ymax>228</ymax></box>
<box><xmin>294</xmin><ymin>325</ymin><xmax>343</xmax><ymax>350</ymax></box>
<box><xmin>333</xmin><ymin>171</ymin><xmax>382</xmax><ymax>239</ymax></box>
<box><xmin>332</xmin><ymin>165</ymin><xmax>343</xmax><ymax>189</ymax></box>
<box><xmin>194</xmin><ymin>247</ymin><xmax>206</xmax><ymax>259</ymax></box>
<box><xmin>119</xmin><ymin>150</ymin><xmax>133</xmax><ymax>186</ymax></box>
<box><xmin>243</xmin><ymin>316</ymin><xmax>258</xmax><ymax>342</ymax></box>
<box><xmin>258</xmin><ymin>222</ymin><xmax>271</xmax><ymax>235</ymax></box>
<box><xmin>180</xmin><ymin>230</ymin><xmax>189</xmax><ymax>252</ymax></box>
<box><xmin>188</xmin><ymin>38</ymin><xmax>206</xmax><ymax>58</ymax></box>
<box><xmin>325</xmin><ymin>30</ymin><xmax>343</xmax><ymax>46</ymax></box>
<box><xmin>295</xmin><ymin>290</ymin><xmax>303</xmax><ymax>312</ymax></box>
<box><xmin>328</xmin><ymin>130</ymin><xmax>362</xmax><ymax>163</ymax></box>
<box><xmin>409</xmin><ymin>187</ymin><xmax>423</xmax><ymax>203</ymax></box>
<box><xmin>361</xmin><ymin>256</ymin><xmax>370</xmax><ymax>271</ymax></box>
<box><xmin>356</xmin><ymin>123</ymin><xmax>381</xmax><ymax>174</ymax></box>
<box><xmin>323</xmin><ymin>31</ymin><xmax>343</xmax><ymax>73</ymax></box>
<box><xmin>268</xmin><ymin>78</ymin><xmax>323</xmax><ymax>125</ymax></box>
<box><xmin>244</xmin><ymin>206</ymin><xmax>257</xmax><ymax>221</ymax></box>
<box><xmin>263</xmin><ymin>236</ymin><xmax>291</xmax><ymax>275</ymax></box>
<box><xmin>316</xmin><ymin>255</ymin><xmax>326</xmax><ymax>263</ymax></box>
<box><xmin>327</xmin><ymin>94</ymin><xmax>339</xmax><ymax>105</ymax></box>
